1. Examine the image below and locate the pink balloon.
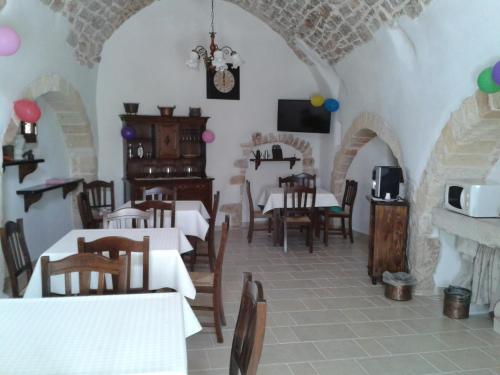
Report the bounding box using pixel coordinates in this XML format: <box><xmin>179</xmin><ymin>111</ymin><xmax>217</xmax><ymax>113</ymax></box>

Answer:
<box><xmin>0</xmin><ymin>27</ymin><xmax>21</xmax><ymax>56</ymax></box>
<box><xmin>14</xmin><ymin>99</ymin><xmax>41</xmax><ymax>123</ymax></box>
<box><xmin>202</xmin><ymin>129</ymin><xmax>215</xmax><ymax>143</ymax></box>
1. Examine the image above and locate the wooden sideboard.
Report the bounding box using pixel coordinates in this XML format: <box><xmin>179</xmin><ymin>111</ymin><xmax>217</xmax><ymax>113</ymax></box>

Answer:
<box><xmin>120</xmin><ymin>114</ymin><xmax>213</xmax><ymax>211</ymax></box>
<box><xmin>368</xmin><ymin>198</ymin><xmax>409</xmax><ymax>284</ymax></box>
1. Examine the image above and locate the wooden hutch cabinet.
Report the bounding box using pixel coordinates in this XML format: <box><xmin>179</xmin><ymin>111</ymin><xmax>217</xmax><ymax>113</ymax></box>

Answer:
<box><xmin>120</xmin><ymin>114</ymin><xmax>213</xmax><ymax>211</ymax></box>
<box><xmin>368</xmin><ymin>198</ymin><xmax>409</xmax><ymax>284</ymax></box>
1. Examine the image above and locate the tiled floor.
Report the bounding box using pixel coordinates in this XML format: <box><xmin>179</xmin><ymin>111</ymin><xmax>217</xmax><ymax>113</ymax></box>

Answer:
<box><xmin>188</xmin><ymin>228</ymin><xmax>500</xmax><ymax>375</ymax></box>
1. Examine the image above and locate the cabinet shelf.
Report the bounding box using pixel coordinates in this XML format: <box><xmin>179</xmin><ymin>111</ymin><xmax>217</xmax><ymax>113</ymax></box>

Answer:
<box><xmin>249</xmin><ymin>157</ymin><xmax>300</xmax><ymax>170</ymax></box>
<box><xmin>3</xmin><ymin>159</ymin><xmax>45</xmax><ymax>183</ymax></box>
<box><xmin>16</xmin><ymin>178</ymin><xmax>83</xmax><ymax>212</ymax></box>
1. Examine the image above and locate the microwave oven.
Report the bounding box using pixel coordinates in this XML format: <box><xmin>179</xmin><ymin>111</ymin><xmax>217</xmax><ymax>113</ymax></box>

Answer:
<box><xmin>372</xmin><ymin>166</ymin><xmax>404</xmax><ymax>199</ymax></box>
<box><xmin>444</xmin><ymin>179</ymin><xmax>500</xmax><ymax>217</ymax></box>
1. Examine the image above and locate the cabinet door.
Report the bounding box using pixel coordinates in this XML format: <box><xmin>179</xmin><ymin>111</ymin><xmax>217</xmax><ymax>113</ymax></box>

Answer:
<box><xmin>156</xmin><ymin>123</ymin><xmax>180</xmax><ymax>159</ymax></box>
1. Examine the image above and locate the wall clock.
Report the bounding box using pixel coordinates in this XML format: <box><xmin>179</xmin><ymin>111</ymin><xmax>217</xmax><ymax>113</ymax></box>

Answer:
<box><xmin>206</xmin><ymin>65</ymin><xmax>240</xmax><ymax>100</ymax></box>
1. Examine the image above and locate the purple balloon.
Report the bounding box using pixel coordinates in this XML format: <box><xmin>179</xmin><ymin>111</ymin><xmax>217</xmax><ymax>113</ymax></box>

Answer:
<box><xmin>0</xmin><ymin>27</ymin><xmax>21</xmax><ymax>56</ymax></box>
<box><xmin>121</xmin><ymin>126</ymin><xmax>136</xmax><ymax>141</ymax></box>
<box><xmin>492</xmin><ymin>61</ymin><xmax>500</xmax><ymax>85</ymax></box>
<box><xmin>202</xmin><ymin>130</ymin><xmax>215</xmax><ymax>143</ymax></box>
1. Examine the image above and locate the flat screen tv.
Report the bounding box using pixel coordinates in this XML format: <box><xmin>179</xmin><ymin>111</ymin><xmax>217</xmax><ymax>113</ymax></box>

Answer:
<box><xmin>277</xmin><ymin>99</ymin><xmax>331</xmax><ymax>134</ymax></box>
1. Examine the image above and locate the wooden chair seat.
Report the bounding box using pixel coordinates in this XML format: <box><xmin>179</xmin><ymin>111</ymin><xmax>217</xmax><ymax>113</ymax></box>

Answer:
<box><xmin>189</xmin><ymin>271</ymin><xmax>214</xmax><ymax>287</ymax></box>
<box><xmin>286</xmin><ymin>216</ymin><xmax>311</xmax><ymax>224</ymax></box>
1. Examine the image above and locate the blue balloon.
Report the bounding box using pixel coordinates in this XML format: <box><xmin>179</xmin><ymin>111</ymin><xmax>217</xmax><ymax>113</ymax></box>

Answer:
<box><xmin>324</xmin><ymin>98</ymin><xmax>340</xmax><ymax>112</ymax></box>
<box><xmin>121</xmin><ymin>126</ymin><xmax>136</xmax><ymax>141</ymax></box>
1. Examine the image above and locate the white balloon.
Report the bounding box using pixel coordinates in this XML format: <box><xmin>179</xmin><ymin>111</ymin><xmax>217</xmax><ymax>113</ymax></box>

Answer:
<box><xmin>0</xmin><ymin>95</ymin><xmax>12</xmax><ymax>135</ymax></box>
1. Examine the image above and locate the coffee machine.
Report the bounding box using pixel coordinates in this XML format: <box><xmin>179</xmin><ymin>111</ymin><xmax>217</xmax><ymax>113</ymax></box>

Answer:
<box><xmin>372</xmin><ymin>166</ymin><xmax>403</xmax><ymax>199</ymax></box>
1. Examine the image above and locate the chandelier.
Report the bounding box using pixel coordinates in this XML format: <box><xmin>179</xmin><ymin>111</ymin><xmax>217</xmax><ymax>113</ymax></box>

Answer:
<box><xmin>186</xmin><ymin>0</ymin><xmax>242</xmax><ymax>71</ymax></box>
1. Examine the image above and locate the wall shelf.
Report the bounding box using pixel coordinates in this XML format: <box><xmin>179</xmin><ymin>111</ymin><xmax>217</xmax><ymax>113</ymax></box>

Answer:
<box><xmin>16</xmin><ymin>178</ymin><xmax>83</xmax><ymax>212</ymax></box>
<box><xmin>3</xmin><ymin>159</ymin><xmax>45</xmax><ymax>183</ymax></box>
<box><xmin>249</xmin><ymin>157</ymin><xmax>300</xmax><ymax>170</ymax></box>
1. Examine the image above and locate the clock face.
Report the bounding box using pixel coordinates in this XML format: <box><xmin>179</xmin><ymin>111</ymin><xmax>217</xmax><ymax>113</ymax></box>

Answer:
<box><xmin>213</xmin><ymin>70</ymin><xmax>235</xmax><ymax>93</ymax></box>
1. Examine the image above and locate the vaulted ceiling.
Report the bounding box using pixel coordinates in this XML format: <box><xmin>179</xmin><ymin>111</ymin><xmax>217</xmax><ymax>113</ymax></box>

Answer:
<box><xmin>40</xmin><ymin>0</ymin><xmax>430</xmax><ymax>67</ymax></box>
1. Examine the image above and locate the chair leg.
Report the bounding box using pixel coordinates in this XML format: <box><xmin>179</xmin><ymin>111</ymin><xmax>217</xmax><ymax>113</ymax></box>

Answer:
<box><xmin>349</xmin><ymin>216</ymin><xmax>354</xmax><ymax>243</ymax></box>
<box><xmin>341</xmin><ymin>218</ymin><xmax>347</xmax><ymax>239</ymax></box>
<box><xmin>323</xmin><ymin>214</ymin><xmax>329</xmax><ymax>246</ymax></box>
<box><xmin>267</xmin><ymin>217</ymin><xmax>272</xmax><ymax>233</ymax></box>
<box><xmin>247</xmin><ymin>217</ymin><xmax>254</xmax><ymax>243</ymax></box>
<box><xmin>219</xmin><ymin>288</ymin><xmax>226</xmax><ymax>326</ymax></box>
<box><xmin>213</xmin><ymin>290</ymin><xmax>223</xmax><ymax>343</ymax></box>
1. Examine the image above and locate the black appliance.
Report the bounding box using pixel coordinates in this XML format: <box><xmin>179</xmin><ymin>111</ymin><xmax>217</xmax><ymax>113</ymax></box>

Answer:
<box><xmin>277</xmin><ymin>99</ymin><xmax>331</xmax><ymax>134</ymax></box>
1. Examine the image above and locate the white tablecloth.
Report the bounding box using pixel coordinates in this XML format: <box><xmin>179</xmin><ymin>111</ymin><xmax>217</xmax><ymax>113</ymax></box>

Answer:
<box><xmin>258</xmin><ymin>186</ymin><xmax>339</xmax><ymax>213</ymax></box>
<box><xmin>116</xmin><ymin>200</ymin><xmax>210</xmax><ymax>239</ymax></box>
<box><xmin>0</xmin><ymin>293</ymin><xmax>201</xmax><ymax>375</ymax></box>
<box><xmin>24</xmin><ymin>228</ymin><xmax>196</xmax><ymax>299</ymax></box>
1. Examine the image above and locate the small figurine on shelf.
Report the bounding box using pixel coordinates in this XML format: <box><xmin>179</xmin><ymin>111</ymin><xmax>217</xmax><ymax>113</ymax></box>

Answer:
<box><xmin>22</xmin><ymin>150</ymin><xmax>34</xmax><ymax>161</ymax></box>
<box><xmin>137</xmin><ymin>142</ymin><xmax>144</xmax><ymax>159</ymax></box>
<box><xmin>127</xmin><ymin>144</ymin><xmax>133</xmax><ymax>159</ymax></box>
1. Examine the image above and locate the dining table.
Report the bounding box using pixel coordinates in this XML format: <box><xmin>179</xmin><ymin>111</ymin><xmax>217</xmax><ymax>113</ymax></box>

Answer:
<box><xmin>0</xmin><ymin>292</ymin><xmax>201</xmax><ymax>375</ymax></box>
<box><xmin>23</xmin><ymin>228</ymin><xmax>196</xmax><ymax>299</ymax></box>
<box><xmin>116</xmin><ymin>200</ymin><xmax>210</xmax><ymax>239</ymax></box>
<box><xmin>257</xmin><ymin>186</ymin><xmax>339</xmax><ymax>245</ymax></box>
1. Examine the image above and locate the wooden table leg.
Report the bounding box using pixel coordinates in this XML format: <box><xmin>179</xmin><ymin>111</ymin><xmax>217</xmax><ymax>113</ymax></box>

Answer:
<box><xmin>272</xmin><ymin>208</ymin><xmax>279</xmax><ymax>246</ymax></box>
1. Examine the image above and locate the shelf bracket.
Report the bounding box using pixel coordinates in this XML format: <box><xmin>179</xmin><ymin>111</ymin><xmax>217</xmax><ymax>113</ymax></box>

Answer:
<box><xmin>23</xmin><ymin>192</ymin><xmax>43</xmax><ymax>213</ymax></box>
<box><xmin>62</xmin><ymin>181</ymin><xmax>80</xmax><ymax>199</ymax></box>
<box><xmin>18</xmin><ymin>163</ymin><xmax>39</xmax><ymax>183</ymax></box>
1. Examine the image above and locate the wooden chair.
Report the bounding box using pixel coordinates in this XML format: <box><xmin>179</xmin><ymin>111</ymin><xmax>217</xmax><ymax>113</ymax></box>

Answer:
<box><xmin>83</xmin><ymin>180</ymin><xmax>115</xmax><ymax>213</ymax></box>
<box><xmin>278</xmin><ymin>185</ymin><xmax>316</xmax><ymax>253</ymax></box>
<box><xmin>41</xmin><ymin>253</ymin><xmax>128</xmax><ymax>297</ymax></box>
<box><xmin>230</xmin><ymin>272</ymin><xmax>267</xmax><ymax>375</ymax></box>
<box><xmin>190</xmin><ymin>215</ymin><xmax>230</xmax><ymax>343</ymax></box>
<box><xmin>133</xmin><ymin>200</ymin><xmax>176</xmax><ymax>228</ymax></box>
<box><xmin>188</xmin><ymin>191</ymin><xmax>220</xmax><ymax>272</ymax></box>
<box><xmin>246</xmin><ymin>180</ymin><xmax>272</xmax><ymax>243</ymax></box>
<box><xmin>278</xmin><ymin>173</ymin><xmax>316</xmax><ymax>188</ymax></box>
<box><xmin>143</xmin><ymin>186</ymin><xmax>177</xmax><ymax>201</ymax></box>
<box><xmin>78</xmin><ymin>236</ymin><xmax>149</xmax><ymax>293</ymax></box>
<box><xmin>322</xmin><ymin>179</ymin><xmax>358</xmax><ymax>244</ymax></box>
<box><xmin>103</xmin><ymin>207</ymin><xmax>151</xmax><ymax>228</ymax></box>
<box><xmin>0</xmin><ymin>219</ymin><xmax>33</xmax><ymax>298</ymax></box>
<box><xmin>77</xmin><ymin>192</ymin><xmax>100</xmax><ymax>229</ymax></box>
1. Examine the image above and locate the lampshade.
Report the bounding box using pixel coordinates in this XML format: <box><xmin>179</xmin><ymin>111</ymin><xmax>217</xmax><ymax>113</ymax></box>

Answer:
<box><xmin>231</xmin><ymin>53</ymin><xmax>242</xmax><ymax>69</ymax></box>
<box><xmin>212</xmin><ymin>50</ymin><xmax>228</xmax><ymax>71</ymax></box>
<box><xmin>186</xmin><ymin>51</ymin><xmax>200</xmax><ymax>70</ymax></box>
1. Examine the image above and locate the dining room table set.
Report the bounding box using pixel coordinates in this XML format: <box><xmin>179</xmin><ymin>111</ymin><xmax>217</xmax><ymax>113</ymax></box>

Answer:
<box><xmin>0</xmin><ymin>197</ymin><xmax>213</xmax><ymax>375</ymax></box>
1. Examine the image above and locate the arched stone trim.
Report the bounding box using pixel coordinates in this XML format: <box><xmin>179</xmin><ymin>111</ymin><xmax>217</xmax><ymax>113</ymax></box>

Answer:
<box><xmin>409</xmin><ymin>91</ymin><xmax>500</xmax><ymax>294</ymax></box>
<box><xmin>331</xmin><ymin>112</ymin><xmax>405</xmax><ymax>199</ymax></box>
<box><xmin>220</xmin><ymin>132</ymin><xmax>315</xmax><ymax>227</ymax></box>
<box><xmin>0</xmin><ymin>0</ymin><xmax>6</xmax><ymax>12</ymax></box>
<box><xmin>2</xmin><ymin>74</ymin><xmax>97</xmax><ymax>225</ymax></box>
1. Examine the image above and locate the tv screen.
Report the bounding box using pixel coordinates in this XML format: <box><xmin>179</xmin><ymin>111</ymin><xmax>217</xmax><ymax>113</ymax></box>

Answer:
<box><xmin>277</xmin><ymin>99</ymin><xmax>331</xmax><ymax>134</ymax></box>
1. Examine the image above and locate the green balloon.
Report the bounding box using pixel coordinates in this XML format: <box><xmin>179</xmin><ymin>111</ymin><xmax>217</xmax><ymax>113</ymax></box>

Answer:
<box><xmin>477</xmin><ymin>67</ymin><xmax>500</xmax><ymax>94</ymax></box>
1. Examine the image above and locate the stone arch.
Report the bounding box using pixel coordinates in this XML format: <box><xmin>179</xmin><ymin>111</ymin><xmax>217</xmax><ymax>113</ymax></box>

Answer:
<box><xmin>38</xmin><ymin>0</ymin><xmax>430</xmax><ymax>67</ymax></box>
<box><xmin>331</xmin><ymin>112</ymin><xmax>405</xmax><ymax>199</ymax></box>
<box><xmin>409</xmin><ymin>91</ymin><xmax>500</xmax><ymax>294</ymax></box>
<box><xmin>220</xmin><ymin>132</ymin><xmax>315</xmax><ymax>226</ymax></box>
<box><xmin>0</xmin><ymin>0</ymin><xmax>6</xmax><ymax>11</ymax></box>
<box><xmin>2</xmin><ymin>74</ymin><xmax>97</xmax><ymax>224</ymax></box>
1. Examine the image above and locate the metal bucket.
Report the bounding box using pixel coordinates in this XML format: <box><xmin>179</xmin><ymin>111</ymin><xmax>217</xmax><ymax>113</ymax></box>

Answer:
<box><xmin>443</xmin><ymin>286</ymin><xmax>471</xmax><ymax>319</ymax></box>
<box><xmin>384</xmin><ymin>283</ymin><xmax>412</xmax><ymax>301</ymax></box>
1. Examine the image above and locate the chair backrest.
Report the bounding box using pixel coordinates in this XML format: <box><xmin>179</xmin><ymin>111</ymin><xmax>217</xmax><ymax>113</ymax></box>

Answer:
<box><xmin>245</xmin><ymin>180</ymin><xmax>254</xmax><ymax>220</ymax></box>
<box><xmin>342</xmin><ymin>180</ymin><xmax>358</xmax><ymax>213</ymax></box>
<box><xmin>0</xmin><ymin>219</ymin><xmax>33</xmax><ymax>298</ymax></box>
<box><xmin>83</xmin><ymin>180</ymin><xmax>115</xmax><ymax>211</ymax></box>
<box><xmin>207</xmin><ymin>191</ymin><xmax>221</xmax><ymax>271</ymax></box>
<box><xmin>103</xmin><ymin>207</ymin><xmax>151</xmax><ymax>228</ymax></box>
<box><xmin>213</xmin><ymin>215</ymin><xmax>230</xmax><ymax>288</ymax></box>
<box><xmin>133</xmin><ymin>200</ymin><xmax>176</xmax><ymax>228</ymax></box>
<box><xmin>279</xmin><ymin>173</ymin><xmax>316</xmax><ymax>188</ymax></box>
<box><xmin>77</xmin><ymin>236</ymin><xmax>149</xmax><ymax>293</ymax></box>
<box><xmin>41</xmin><ymin>253</ymin><xmax>128</xmax><ymax>297</ymax></box>
<box><xmin>143</xmin><ymin>186</ymin><xmax>177</xmax><ymax>201</ymax></box>
<box><xmin>283</xmin><ymin>185</ymin><xmax>316</xmax><ymax>217</ymax></box>
<box><xmin>77</xmin><ymin>192</ymin><xmax>98</xmax><ymax>229</ymax></box>
<box><xmin>230</xmin><ymin>272</ymin><xmax>267</xmax><ymax>375</ymax></box>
